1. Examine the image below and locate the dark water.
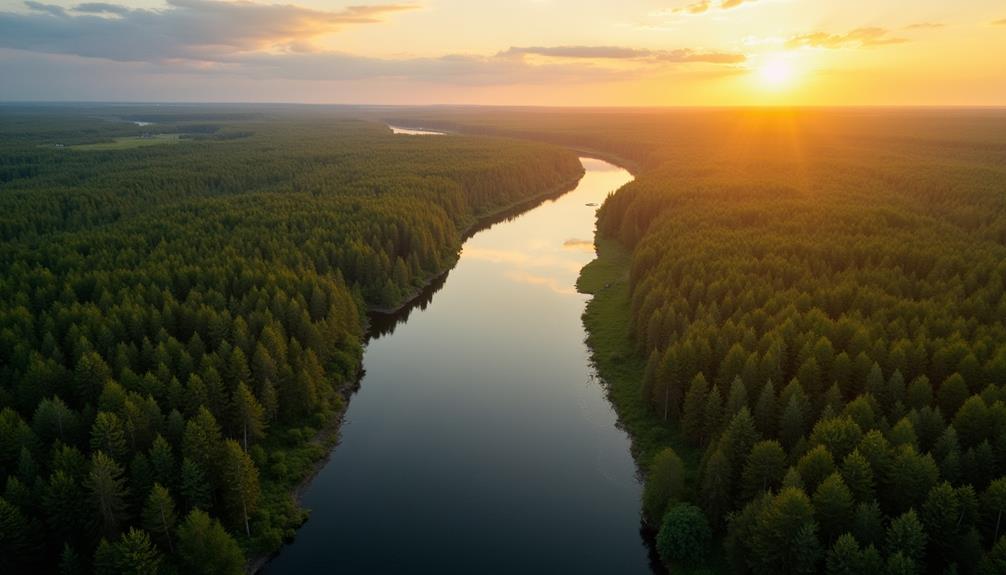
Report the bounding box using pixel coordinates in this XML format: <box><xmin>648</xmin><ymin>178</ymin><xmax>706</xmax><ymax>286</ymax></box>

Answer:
<box><xmin>267</xmin><ymin>158</ymin><xmax>653</xmax><ymax>574</ymax></box>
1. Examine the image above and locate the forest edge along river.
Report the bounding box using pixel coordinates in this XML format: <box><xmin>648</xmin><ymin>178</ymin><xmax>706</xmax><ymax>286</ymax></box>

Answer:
<box><xmin>264</xmin><ymin>132</ymin><xmax>657</xmax><ymax>573</ymax></box>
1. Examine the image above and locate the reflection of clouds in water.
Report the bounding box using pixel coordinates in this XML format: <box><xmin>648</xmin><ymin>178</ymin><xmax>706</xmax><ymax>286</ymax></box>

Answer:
<box><xmin>463</xmin><ymin>247</ymin><xmax>582</xmax><ymax>273</ymax></box>
<box><xmin>504</xmin><ymin>270</ymin><xmax>578</xmax><ymax>296</ymax></box>
<box><xmin>562</xmin><ymin>239</ymin><xmax>594</xmax><ymax>252</ymax></box>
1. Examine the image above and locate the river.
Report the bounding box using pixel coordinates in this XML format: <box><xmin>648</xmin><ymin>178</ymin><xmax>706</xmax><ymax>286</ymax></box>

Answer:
<box><xmin>266</xmin><ymin>156</ymin><xmax>654</xmax><ymax>574</ymax></box>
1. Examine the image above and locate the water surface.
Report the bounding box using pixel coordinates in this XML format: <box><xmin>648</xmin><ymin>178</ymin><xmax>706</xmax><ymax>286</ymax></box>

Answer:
<box><xmin>267</xmin><ymin>158</ymin><xmax>652</xmax><ymax>574</ymax></box>
<box><xmin>389</xmin><ymin>125</ymin><xmax>445</xmax><ymax>135</ymax></box>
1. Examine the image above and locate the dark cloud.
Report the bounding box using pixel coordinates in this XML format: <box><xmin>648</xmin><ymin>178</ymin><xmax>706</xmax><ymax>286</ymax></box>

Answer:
<box><xmin>786</xmin><ymin>27</ymin><xmax>909</xmax><ymax>49</ymax></box>
<box><xmin>0</xmin><ymin>0</ymin><xmax>418</xmax><ymax>63</ymax></box>
<box><xmin>501</xmin><ymin>45</ymin><xmax>745</xmax><ymax>64</ymax></box>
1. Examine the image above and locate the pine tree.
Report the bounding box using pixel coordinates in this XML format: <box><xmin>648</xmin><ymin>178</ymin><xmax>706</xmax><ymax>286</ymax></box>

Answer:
<box><xmin>741</xmin><ymin>440</ymin><xmax>787</xmax><ymax>501</ymax></box>
<box><xmin>642</xmin><ymin>448</ymin><xmax>685</xmax><ymax>525</ymax></box>
<box><xmin>176</xmin><ymin>509</ymin><xmax>245</xmax><ymax>575</ymax></box>
<box><xmin>682</xmin><ymin>373</ymin><xmax>710</xmax><ymax>444</ymax></box>
<box><xmin>813</xmin><ymin>473</ymin><xmax>854</xmax><ymax>544</ymax></box>
<box><xmin>230</xmin><ymin>382</ymin><xmax>265</xmax><ymax>451</ymax></box>
<box><xmin>90</xmin><ymin>412</ymin><xmax>129</xmax><ymax>462</ymax></box>
<box><xmin>219</xmin><ymin>440</ymin><xmax>259</xmax><ymax>536</ymax></box>
<box><xmin>839</xmin><ymin>450</ymin><xmax>875</xmax><ymax>503</ymax></box>
<box><xmin>87</xmin><ymin>451</ymin><xmax>129</xmax><ymax>538</ymax></box>
<box><xmin>142</xmin><ymin>483</ymin><xmax>177</xmax><ymax>552</ymax></box>
<box><xmin>754</xmin><ymin>380</ymin><xmax>778</xmax><ymax>436</ymax></box>
<box><xmin>179</xmin><ymin>458</ymin><xmax>211</xmax><ymax>512</ymax></box>
<box><xmin>825</xmin><ymin>533</ymin><xmax>862</xmax><ymax>575</ymax></box>
<box><xmin>885</xmin><ymin>509</ymin><xmax>927</xmax><ymax>569</ymax></box>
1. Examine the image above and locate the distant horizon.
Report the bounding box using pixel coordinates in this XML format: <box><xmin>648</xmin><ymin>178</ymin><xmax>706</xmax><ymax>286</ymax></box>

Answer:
<box><xmin>3</xmin><ymin>100</ymin><xmax>1006</xmax><ymax>110</ymax></box>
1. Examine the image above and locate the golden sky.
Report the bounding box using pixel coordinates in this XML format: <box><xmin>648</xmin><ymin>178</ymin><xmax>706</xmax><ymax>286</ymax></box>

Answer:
<box><xmin>0</xmin><ymin>0</ymin><xmax>1004</xmax><ymax>105</ymax></box>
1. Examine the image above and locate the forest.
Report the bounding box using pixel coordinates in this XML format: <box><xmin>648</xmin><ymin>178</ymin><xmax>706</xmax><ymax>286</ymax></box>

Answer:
<box><xmin>389</xmin><ymin>107</ymin><xmax>1006</xmax><ymax>574</ymax></box>
<box><xmin>0</xmin><ymin>104</ymin><xmax>584</xmax><ymax>573</ymax></box>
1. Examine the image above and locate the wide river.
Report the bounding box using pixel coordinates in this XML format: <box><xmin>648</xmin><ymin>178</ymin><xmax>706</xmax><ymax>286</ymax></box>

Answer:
<box><xmin>267</xmin><ymin>155</ymin><xmax>654</xmax><ymax>573</ymax></box>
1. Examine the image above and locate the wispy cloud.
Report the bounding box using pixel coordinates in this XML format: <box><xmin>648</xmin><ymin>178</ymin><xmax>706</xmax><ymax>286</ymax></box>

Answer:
<box><xmin>2</xmin><ymin>0</ymin><xmax>418</xmax><ymax>63</ymax></box>
<box><xmin>501</xmin><ymin>45</ymin><xmax>746</xmax><ymax>64</ymax></box>
<box><xmin>786</xmin><ymin>27</ymin><xmax>909</xmax><ymax>49</ymax></box>
<box><xmin>993</xmin><ymin>18</ymin><xmax>1006</xmax><ymax>26</ymax></box>
<box><xmin>674</xmin><ymin>0</ymin><xmax>755</xmax><ymax>14</ymax></box>
<box><xmin>904</xmin><ymin>21</ymin><xmax>944</xmax><ymax>30</ymax></box>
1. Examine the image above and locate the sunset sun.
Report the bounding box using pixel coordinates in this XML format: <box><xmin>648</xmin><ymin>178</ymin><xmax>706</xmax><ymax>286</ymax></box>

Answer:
<box><xmin>757</xmin><ymin>56</ymin><xmax>797</xmax><ymax>90</ymax></box>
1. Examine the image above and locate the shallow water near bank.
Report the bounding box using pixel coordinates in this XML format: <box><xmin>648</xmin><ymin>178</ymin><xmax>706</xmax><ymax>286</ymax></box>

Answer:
<box><xmin>266</xmin><ymin>158</ymin><xmax>653</xmax><ymax>574</ymax></box>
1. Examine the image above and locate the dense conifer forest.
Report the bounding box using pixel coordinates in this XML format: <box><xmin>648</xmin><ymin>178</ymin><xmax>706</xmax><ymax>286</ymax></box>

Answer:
<box><xmin>390</xmin><ymin>107</ymin><xmax>1006</xmax><ymax>573</ymax></box>
<box><xmin>0</xmin><ymin>105</ymin><xmax>583</xmax><ymax>573</ymax></box>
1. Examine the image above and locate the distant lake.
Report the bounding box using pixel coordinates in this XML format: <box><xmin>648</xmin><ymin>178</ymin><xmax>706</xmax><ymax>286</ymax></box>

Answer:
<box><xmin>267</xmin><ymin>158</ymin><xmax>654</xmax><ymax>574</ymax></box>
<box><xmin>389</xmin><ymin>125</ymin><xmax>446</xmax><ymax>135</ymax></box>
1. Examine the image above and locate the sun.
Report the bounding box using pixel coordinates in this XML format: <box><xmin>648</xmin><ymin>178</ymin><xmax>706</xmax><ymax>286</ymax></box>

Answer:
<box><xmin>757</xmin><ymin>56</ymin><xmax>796</xmax><ymax>91</ymax></box>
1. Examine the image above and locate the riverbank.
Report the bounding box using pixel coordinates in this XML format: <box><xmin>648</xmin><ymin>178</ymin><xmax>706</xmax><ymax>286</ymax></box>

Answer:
<box><xmin>367</xmin><ymin>168</ymin><xmax>585</xmax><ymax>316</ymax></box>
<box><xmin>250</xmin><ymin>165</ymin><xmax>586</xmax><ymax>573</ymax></box>
<box><xmin>576</xmin><ymin>238</ymin><xmax>689</xmax><ymax>468</ymax></box>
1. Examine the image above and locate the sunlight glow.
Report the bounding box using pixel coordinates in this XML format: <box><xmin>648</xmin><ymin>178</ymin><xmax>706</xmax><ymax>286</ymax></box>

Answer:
<box><xmin>757</xmin><ymin>56</ymin><xmax>796</xmax><ymax>91</ymax></box>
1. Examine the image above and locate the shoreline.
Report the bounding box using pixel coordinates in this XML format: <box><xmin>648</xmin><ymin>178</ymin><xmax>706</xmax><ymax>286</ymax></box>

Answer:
<box><xmin>248</xmin><ymin>165</ymin><xmax>585</xmax><ymax>573</ymax></box>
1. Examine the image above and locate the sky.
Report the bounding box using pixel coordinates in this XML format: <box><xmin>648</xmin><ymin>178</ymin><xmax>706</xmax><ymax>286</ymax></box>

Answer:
<box><xmin>0</xmin><ymin>0</ymin><xmax>1004</xmax><ymax>105</ymax></box>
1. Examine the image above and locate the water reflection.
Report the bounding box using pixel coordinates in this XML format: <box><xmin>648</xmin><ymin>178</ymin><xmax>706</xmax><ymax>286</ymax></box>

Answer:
<box><xmin>388</xmin><ymin>125</ymin><xmax>446</xmax><ymax>135</ymax></box>
<box><xmin>268</xmin><ymin>158</ymin><xmax>653</xmax><ymax>574</ymax></box>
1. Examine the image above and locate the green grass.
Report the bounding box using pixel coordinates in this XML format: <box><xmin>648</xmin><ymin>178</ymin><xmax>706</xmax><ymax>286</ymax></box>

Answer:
<box><xmin>578</xmin><ymin>238</ymin><xmax>692</xmax><ymax>467</ymax></box>
<box><xmin>579</xmin><ymin>238</ymin><xmax>728</xmax><ymax>575</ymax></box>
<box><xmin>71</xmin><ymin>133</ymin><xmax>183</xmax><ymax>150</ymax></box>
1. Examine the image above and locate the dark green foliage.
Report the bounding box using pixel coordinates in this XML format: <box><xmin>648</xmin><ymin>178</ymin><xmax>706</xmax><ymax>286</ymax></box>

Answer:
<box><xmin>641</xmin><ymin>447</ymin><xmax>685</xmax><ymax>525</ymax></box>
<box><xmin>825</xmin><ymin>533</ymin><xmax>862</xmax><ymax>575</ymax></box>
<box><xmin>176</xmin><ymin>510</ymin><xmax>244</xmax><ymax>575</ymax></box>
<box><xmin>655</xmin><ymin>503</ymin><xmax>711</xmax><ymax>566</ymax></box>
<box><xmin>748</xmin><ymin>488</ymin><xmax>822</xmax><ymax>575</ymax></box>
<box><xmin>0</xmin><ymin>107</ymin><xmax>583</xmax><ymax>570</ymax></box>
<box><xmin>414</xmin><ymin>109</ymin><xmax>1006</xmax><ymax>572</ymax></box>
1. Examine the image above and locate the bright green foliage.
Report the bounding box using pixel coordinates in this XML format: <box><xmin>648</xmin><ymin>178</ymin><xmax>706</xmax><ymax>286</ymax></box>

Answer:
<box><xmin>655</xmin><ymin>503</ymin><xmax>711</xmax><ymax>566</ymax></box>
<box><xmin>642</xmin><ymin>447</ymin><xmax>686</xmax><ymax>525</ymax></box>
<box><xmin>176</xmin><ymin>510</ymin><xmax>245</xmax><ymax>575</ymax></box>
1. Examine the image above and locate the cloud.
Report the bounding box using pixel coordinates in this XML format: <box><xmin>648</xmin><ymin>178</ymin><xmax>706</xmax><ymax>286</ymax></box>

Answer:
<box><xmin>786</xmin><ymin>27</ymin><xmax>909</xmax><ymax>49</ymax></box>
<box><xmin>674</xmin><ymin>0</ymin><xmax>753</xmax><ymax>14</ymax></box>
<box><xmin>501</xmin><ymin>45</ymin><xmax>746</xmax><ymax>64</ymax></box>
<box><xmin>24</xmin><ymin>1</ymin><xmax>66</xmax><ymax>16</ymax></box>
<box><xmin>904</xmin><ymin>21</ymin><xmax>944</xmax><ymax>30</ymax></box>
<box><xmin>994</xmin><ymin>18</ymin><xmax>1006</xmax><ymax>26</ymax></box>
<box><xmin>73</xmin><ymin>3</ymin><xmax>133</xmax><ymax>16</ymax></box>
<box><xmin>0</xmin><ymin>1</ymin><xmax>742</xmax><ymax>89</ymax></box>
<box><xmin>0</xmin><ymin>0</ymin><xmax>418</xmax><ymax>63</ymax></box>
